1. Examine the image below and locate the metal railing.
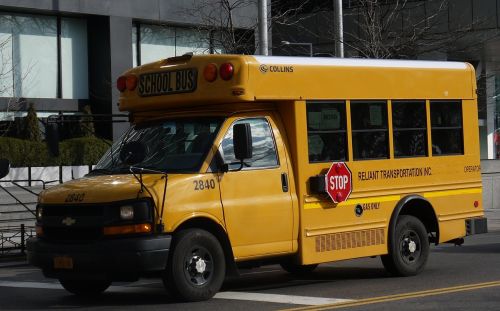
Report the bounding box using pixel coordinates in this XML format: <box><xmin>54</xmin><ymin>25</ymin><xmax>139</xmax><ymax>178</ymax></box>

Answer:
<box><xmin>0</xmin><ymin>224</ymin><xmax>35</xmax><ymax>256</ymax></box>
<box><xmin>0</xmin><ymin>180</ymin><xmax>40</xmax><ymax>257</ymax></box>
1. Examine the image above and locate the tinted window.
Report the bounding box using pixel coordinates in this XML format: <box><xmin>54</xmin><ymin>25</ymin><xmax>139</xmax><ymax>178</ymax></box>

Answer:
<box><xmin>392</xmin><ymin>101</ymin><xmax>427</xmax><ymax>158</ymax></box>
<box><xmin>220</xmin><ymin>118</ymin><xmax>278</xmax><ymax>169</ymax></box>
<box><xmin>430</xmin><ymin>101</ymin><xmax>463</xmax><ymax>155</ymax></box>
<box><xmin>307</xmin><ymin>102</ymin><xmax>348</xmax><ymax>162</ymax></box>
<box><xmin>351</xmin><ymin>101</ymin><xmax>389</xmax><ymax>160</ymax></box>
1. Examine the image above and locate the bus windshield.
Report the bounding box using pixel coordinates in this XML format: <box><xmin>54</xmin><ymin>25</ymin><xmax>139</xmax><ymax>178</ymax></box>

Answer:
<box><xmin>93</xmin><ymin>117</ymin><xmax>223</xmax><ymax>174</ymax></box>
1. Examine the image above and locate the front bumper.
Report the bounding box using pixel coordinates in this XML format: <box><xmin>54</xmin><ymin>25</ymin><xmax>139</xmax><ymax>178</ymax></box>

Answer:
<box><xmin>27</xmin><ymin>235</ymin><xmax>171</xmax><ymax>281</ymax></box>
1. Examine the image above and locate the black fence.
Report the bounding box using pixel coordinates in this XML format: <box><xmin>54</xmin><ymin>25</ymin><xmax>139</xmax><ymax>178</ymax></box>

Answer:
<box><xmin>0</xmin><ymin>224</ymin><xmax>35</xmax><ymax>256</ymax></box>
<box><xmin>0</xmin><ymin>181</ymin><xmax>39</xmax><ymax>257</ymax></box>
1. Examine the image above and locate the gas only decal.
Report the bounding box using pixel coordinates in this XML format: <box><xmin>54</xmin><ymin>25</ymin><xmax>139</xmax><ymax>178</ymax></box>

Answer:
<box><xmin>325</xmin><ymin>162</ymin><xmax>352</xmax><ymax>203</ymax></box>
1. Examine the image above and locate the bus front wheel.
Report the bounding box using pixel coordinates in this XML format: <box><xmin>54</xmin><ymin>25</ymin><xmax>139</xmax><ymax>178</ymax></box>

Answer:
<box><xmin>163</xmin><ymin>229</ymin><xmax>226</xmax><ymax>302</ymax></box>
<box><xmin>381</xmin><ymin>215</ymin><xmax>429</xmax><ymax>276</ymax></box>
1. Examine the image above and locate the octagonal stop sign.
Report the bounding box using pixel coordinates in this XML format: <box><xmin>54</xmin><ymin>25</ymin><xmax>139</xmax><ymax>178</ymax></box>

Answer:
<box><xmin>325</xmin><ymin>162</ymin><xmax>352</xmax><ymax>203</ymax></box>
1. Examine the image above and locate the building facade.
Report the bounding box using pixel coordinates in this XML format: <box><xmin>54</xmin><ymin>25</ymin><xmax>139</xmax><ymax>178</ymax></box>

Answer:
<box><xmin>0</xmin><ymin>0</ymin><xmax>256</xmax><ymax>140</ymax></box>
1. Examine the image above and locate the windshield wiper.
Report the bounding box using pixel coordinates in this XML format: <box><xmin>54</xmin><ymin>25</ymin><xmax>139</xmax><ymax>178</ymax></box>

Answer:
<box><xmin>87</xmin><ymin>168</ymin><xmax>116</xmax><ymax>176</ymax></box>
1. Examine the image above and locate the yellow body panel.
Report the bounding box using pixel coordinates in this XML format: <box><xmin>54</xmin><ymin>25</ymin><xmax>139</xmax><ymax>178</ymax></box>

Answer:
<box><xmin>41</xmin><ymin>54</ymin><xmax>483</xmax><ymax>267</ymax></box>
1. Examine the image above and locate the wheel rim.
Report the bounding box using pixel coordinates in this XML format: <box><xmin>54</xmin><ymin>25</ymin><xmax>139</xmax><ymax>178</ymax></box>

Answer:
<box><xmin>399</xmin><ymin>229</ymin><xmax>422</xmax><ymax>265</ymax></box>
<box><xmin>183</xmin><ymin>246</ymin><xmax>214</xmax><ymax>287</ymax></box>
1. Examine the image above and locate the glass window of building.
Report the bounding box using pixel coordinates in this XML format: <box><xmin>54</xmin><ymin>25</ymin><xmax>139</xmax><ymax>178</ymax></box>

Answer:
<box><xmin>0</xmin><ymin>13</ymin><xmax>88</xmax><ymax>99</ymax></box>
<box><xmin>137</xmin><ymin>24</ymin><xmax>175</xmax><ymax>66</ymax></box>
<box><xmin>133</xmin><ymin>23</ymin><xmax>217</xmax><ymax>67</ymax></box>
<box><xmin>61</xmin><ymin>17</ymin><xmax>88</xmax><ymax>99</ymax></box>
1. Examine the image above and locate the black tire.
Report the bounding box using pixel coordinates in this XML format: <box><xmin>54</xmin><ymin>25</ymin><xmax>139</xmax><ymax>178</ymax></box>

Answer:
<box><xmin>59</xmin><ymin>279</ymin><xmax>111</xmax><ymax>296</ymax></box>
<box><xmin>280</xmin><ymin>261</ymin><xmax>318</xmax><ymax>275</ymax></box>
<box><xmin>164</xmin><ymin>229</ymin><xmax>225</xmax><ymax>302</ymax></box>
<box><xmin>381</xmin><ymin>215</ymin><xmax>430</xmax><ymax>276</ymax></box>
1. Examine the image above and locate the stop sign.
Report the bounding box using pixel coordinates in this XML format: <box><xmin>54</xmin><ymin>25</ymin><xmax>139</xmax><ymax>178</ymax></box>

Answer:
<box><xmin>325</xmin><ymin>162</ymin><xmax>352</xmax><ymax>203</ymax></box>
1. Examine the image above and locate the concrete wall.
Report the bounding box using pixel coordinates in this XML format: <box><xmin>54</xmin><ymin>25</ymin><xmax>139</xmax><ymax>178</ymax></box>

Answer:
<box><xmin>0</xmin><ymin>0</ymin><xmax>257</xmax><ymax>28</ymax></box>
<box><xmin>0</xmin><ymin>165</ymin><xmax>91</xmax><ymax>187</ymax></box>
<box><xmin>481</xmin><ymin>160</ymin><xmax>500</xmax><ymax>210</ymax></box>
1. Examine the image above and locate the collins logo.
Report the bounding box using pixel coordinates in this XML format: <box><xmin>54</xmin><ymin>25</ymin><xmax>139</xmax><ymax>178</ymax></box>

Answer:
<box><xmin>62</xmin><ymin>217</ymin><xmax>76</xmax><ymax>226</ymax></box>
<box><xmin>259</xmin><ymin>64</ymin><xmax>294</xmax><ymax>74</ymax></box>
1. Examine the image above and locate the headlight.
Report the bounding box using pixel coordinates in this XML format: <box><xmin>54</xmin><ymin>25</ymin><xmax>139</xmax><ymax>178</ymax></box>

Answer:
<box><xmin>120</xmin><ymin>205</ymin><xmax>134</xmax><ymax>220</ymax></box>
<box><xmin>36</xmin><ymin>206</ymin><xmax>43</xmax><ymax>221</ymax></box>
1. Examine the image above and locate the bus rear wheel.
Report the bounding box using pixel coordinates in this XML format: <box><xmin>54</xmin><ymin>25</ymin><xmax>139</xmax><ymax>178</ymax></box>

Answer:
<box><xmin>163</xmin><ymin>229</ymin><xmax>226</xmax><ymax>302</ymax></box>
<box><xmin>381</xmin><ymin>215</ymin><xmax>429</xmax><ymax>276</ymax></box>
<box><xmin>59</xmin><ymin>279</ymin><xmax>111</xmax><ymax>296</ymax></box>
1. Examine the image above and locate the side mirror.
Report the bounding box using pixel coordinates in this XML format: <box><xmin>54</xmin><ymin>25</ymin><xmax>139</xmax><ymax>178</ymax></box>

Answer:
<box><xmin>0</xmin><ymin>159</ymin><xmax>10</xmax><ymax>179</ymax></box>
<box><xmin>46</xmin><ymin>123</ymin><xmax>60</xmax><ymax>157</ymax></box>
<box><xmin>233</xmin><ymin>123</ymin><xmax>252</xmax><ymax>161</ymax></box>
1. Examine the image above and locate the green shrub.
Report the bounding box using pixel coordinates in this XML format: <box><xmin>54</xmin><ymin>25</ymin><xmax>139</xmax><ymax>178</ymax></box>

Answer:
<box><xmin>23</xmin><ymin>103</ymin><xmax>41</xmax><ymax>142</ymax></box>
<box><xmin>0</xmin><ymin>136</ymin><xmax>111</xmax><ymax>167</ymax></box>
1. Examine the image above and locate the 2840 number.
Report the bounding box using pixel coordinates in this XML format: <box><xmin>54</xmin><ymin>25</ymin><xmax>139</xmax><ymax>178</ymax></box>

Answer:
<box><xmin>193</xmin><ymin>179</ymin><xmax>216</xmax><ymax>191</ymax></box>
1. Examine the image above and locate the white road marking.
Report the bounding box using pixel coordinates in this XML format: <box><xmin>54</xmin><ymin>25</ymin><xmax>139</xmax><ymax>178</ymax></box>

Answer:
<box><xmin>240</xmin><ymin>269</ymin><xmax>282</xmax><ymax>275</ymax></box>
<box><xmin>0</xmin><ymin>280</ymin><xmax>62</xmax><ymax>289</ymax></box>
<box><xmin>0</xmin><ymin>280</ymin><xmax>355</xmax><ymax>305</ymax></box>
<box><xmin>214</xmin><ymin>292</ymin><xmax>354</xmax><ymax>305</ymax></box>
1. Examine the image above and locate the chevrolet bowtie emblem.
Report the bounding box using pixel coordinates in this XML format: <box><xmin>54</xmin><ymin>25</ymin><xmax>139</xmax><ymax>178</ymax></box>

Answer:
<box><xmin>62</xmin><ymin>217</ymin><xmax>76</xmax><ymax>226</ymax></box>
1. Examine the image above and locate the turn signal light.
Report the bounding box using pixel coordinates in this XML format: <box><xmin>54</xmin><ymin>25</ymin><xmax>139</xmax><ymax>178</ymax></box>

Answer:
<box><xmin>203</xmin><ymin>63</ymin><xmax>218</xmax><ymax>82</ymax></box>
<box><xmin>36</xmin><ymin>225</ymin><xmax>44</xmax><ymax>237</ymax></box>
<box><xmin>103</xmin><ymin>223</ymin><xmax>152</xmax><ymax>236</ymax></box>
<box><xmin>117</xmin><ymin>76</ymin><xmax>127</xmax><ymax>92</ymax></box>
<box><xmin>220</xmin><ymin>63</ymin><xmax>234</xmax><ymax>80</ymax></box>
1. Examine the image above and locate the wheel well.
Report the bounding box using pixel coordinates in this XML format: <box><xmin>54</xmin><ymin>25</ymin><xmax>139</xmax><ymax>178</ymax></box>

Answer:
<box><xmin>174</xmin><ymin>218</ymin><xmax>237</xmax><ymax>276</ymax></box>
<box><xmin>397</xmin><ymin>197</ymin><xmax>439</xmax><ymax>243</ymax></box>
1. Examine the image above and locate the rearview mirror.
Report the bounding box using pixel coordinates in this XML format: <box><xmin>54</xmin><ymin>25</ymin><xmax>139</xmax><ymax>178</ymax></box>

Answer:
<box><xmin>0</xmin><ymin>158</ymin><xmax>10</xmax><ymax>179</ymax></box>
<box><xmin>119</xmin><ymin>141</ymin><xmax>147</xmax><ymax>165</ymax></box>
<box><xmin>46</xmin><ymin>123</ymin><xmax>60</xmax><ymax>157</ymax></box>
<box><xmin>233</xmin><ymin>123</ymin><xmax>252</xmax><ymax>161</ymax></box>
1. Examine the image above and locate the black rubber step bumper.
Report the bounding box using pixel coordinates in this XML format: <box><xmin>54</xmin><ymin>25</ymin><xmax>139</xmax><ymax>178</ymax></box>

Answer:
<box><xmin>466</xmin><ymin>217</ymin><xmax>488</xmax><ymax>235</ymax></box>
<box><xmin>26</xmin><ymin>235</ymin><xmax>171</xmax><ymax>281</ymax></box>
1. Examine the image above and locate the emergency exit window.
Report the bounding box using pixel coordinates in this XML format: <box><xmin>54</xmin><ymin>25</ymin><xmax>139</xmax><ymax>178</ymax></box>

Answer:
<box><xmin>430</xmin><ymin>101</ymin><xmax>464</xmax><ymax>155</ymax></box>
<box><xmin>306</xmin><ymin>102</ymin><xmax>348</xmax><ymax>163</ymax></box>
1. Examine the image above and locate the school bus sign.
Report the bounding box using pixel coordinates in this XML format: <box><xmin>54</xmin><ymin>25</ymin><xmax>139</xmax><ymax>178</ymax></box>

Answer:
<box><xmin>326</xmin><ymin>162</ymin><xmax>352</xmax><ymax>203</ymax></box>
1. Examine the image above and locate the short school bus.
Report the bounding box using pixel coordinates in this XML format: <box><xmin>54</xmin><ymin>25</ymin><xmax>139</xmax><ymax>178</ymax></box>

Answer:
<box><xmin>27</xmin><ymin>54</ymin><xmax>487</xmax><ymax>301</ymax></box>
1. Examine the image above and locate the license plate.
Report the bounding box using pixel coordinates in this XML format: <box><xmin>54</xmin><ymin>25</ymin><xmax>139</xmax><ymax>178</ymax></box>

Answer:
<box><xmin>138</xmin><ymin>68</ymin><xmax>197</xmax><ymax>97</ymax></box>
<box><xmin>53</xmin><ymin>256</ymin><xmax>73</xmax><ymax>270</ymax></box>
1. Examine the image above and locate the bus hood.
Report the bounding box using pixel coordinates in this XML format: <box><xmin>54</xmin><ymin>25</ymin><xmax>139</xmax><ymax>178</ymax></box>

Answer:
<box><xmin>38</xmin><ymin>174</ymin><xmax>166</xmax><ymax>204</ymax></box>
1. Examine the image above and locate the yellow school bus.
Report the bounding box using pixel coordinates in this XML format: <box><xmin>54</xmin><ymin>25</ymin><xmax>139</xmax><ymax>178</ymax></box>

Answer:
<box><xmin>27</xmin><ymin>54</ymin><xmax>487</xmax><ymax>301</ymax></box>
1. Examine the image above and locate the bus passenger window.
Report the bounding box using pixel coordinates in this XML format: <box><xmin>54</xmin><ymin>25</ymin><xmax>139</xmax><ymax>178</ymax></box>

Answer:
<box><xmin>392</xmin><ymin>101</ymin><xmax>427</xmax><ymax>158</ymax></box>
<box><xmin>220</xmin><ymin>118</ymin><xmax>279</xmax><ymax>169</ymax></box>
<box><xmin>430</xmin><ymin>101</ymin><xmax>463</xmax><ymax>156</ymax></box>
<box><xmin>351</xmin><ymin>101</ymin><xmax>389</xmax><ymax>160</ymax></box>
<box><xmin>306</xmin><ymin>102</ymin><xmax>347</xmax><ymax>162</ymax></box>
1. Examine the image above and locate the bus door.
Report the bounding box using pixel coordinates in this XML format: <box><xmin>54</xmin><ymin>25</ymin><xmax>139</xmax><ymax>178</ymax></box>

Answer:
<box><xmin>218</xmin><ymin>116</ymin><xmax>294</xmax><ymax>258</ymax></box>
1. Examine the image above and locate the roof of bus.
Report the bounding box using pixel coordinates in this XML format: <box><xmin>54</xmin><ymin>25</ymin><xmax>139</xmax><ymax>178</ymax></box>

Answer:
<box><xmin>118</xmin><ymin>54</ymin><xmax>476</xmax><ymax>113</ymax></box>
